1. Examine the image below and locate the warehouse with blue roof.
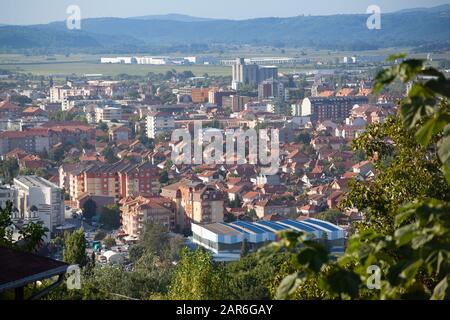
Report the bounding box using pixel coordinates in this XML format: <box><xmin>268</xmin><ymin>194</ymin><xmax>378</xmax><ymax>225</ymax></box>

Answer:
<box><xmin>191</xmin><ymin>218</ymin><xmax>346</xmax><ymax>260</ymax></box>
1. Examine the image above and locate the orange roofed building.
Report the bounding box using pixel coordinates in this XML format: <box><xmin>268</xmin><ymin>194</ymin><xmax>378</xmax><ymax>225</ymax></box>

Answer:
<box><xmin>120</xmin><ymin>195</ymin><xmax>176</xmax><ymax>237</ymax></box>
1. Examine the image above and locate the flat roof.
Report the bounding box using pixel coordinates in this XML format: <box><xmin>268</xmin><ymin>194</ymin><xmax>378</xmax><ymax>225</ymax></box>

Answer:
<box><xmin>203</xmin><ymin>223</ymin><xmax>241</xmax><ymax>236</ymax></box>
<box><xmin>195</xmin><ymin>219</ymin><xmax>344</xmax><ymax>239</ymax></box>
<box><xmin>14</xmin><ymin>176</ymin><xmax>58</xmax><ymax>189</ymax></box>
<box><xmin>230</xmin><ymin>221</ymin><xmax>268</xmax><ymax>234</ymax></box>
<box><xmin>304</xmin><ymin>218</ymin><xmax>342</xmax><ymax>232</ymax></box>
<box><xmin>278</xmin><ymin>220</ymin><xmax>319</xmax><ymax>233</ymax></box>
<box><xmin>0</xmin><ymin>246</ymin><xmax>69</xmax><ymax>292</ymax></box>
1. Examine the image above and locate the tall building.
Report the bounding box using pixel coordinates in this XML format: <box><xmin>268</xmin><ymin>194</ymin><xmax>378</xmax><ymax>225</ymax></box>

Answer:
<box><xmin>0</xmin><ymin>185</ymin><xmax>16</xmax><ymax>209</ymax></box>
<box><xmin>208</xmin><ymin>89</ymin><xmax>234</xmax><ymax>107</ymax></box>
<box><xmin>232</xmin><ymin>58</ymin><xmax>278</xmax><ymax>90</ymax></box>
<box><xmin>146</xmin><ymin>111</ymin><xmax>175</xmax><ymax>139</ymax></box>
<box><xmin>161</xmin><ymin>180</ymin><xmax>224</xmax><ymax>232</ymax></box>
<box><xmin>119</xmin><ymin>195</ymin><xmax>176</xmax><ymax>238</ymax></box>
<box><xmin>13</xmin><ymin>176</ymin><xmax>64</xmax><ymax>232</ymax></box>
<box><xmin>300</xmin><ymin>96</ymin><xmax>369</xmax><ymax>123</ymax></box>
<box><xmin>49</xmin><ymin>84</ymin><xmax>90</xmax><ymax>103</ymax></box>
<box><xmin>258</xmin><ymin>66</ymin><xmax>278</xmax><ymax>83</ymax></box>
<box><xmin>258</xmin><ymin>79</ymin><xmax>285</xmax><ymax>101</ymax></box>
<box><xmin>232</xmin><ymin>58</ymin><xmax>259</xmax><ymax>89</ymax></box>
<box><xmin>95</xmin><ymin>106</ymin><xmax>122</xmax><ymax>123</ymax></box>
<box><xmin>222</xmin><ymin>95</ymin><xmax>252</xmax><ymax>112</ymax></box>
<box><xmin>0</xmin><ymin>130</ymin><xmax>50</xmax><ymax>156</ymax></box>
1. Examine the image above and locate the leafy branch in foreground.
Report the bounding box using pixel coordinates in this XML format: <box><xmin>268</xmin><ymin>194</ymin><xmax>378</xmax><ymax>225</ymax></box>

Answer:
<box><xmin>0</xmin><ymin>201</ymin><xmax>48</xmax><ymax>252</ymax></box>
<box><xmin>375</xmin><ymin>55</ymin><xmax>450</xmax><ymax>183</ymax></box>
<box><xmin>264</xmin><ymin>57</ymin><xmax>450</xmax><ymax>300</ymax></box>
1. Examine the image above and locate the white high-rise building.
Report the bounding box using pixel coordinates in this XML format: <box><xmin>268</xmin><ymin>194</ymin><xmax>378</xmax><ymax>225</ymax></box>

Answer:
<box><xmin>146</xmin><ymin>112</ymin><xmax>175</xmax><ymax>139</ymax></box>
<box><xmin>13</xmin><ymin>176</ymin><xmax>64</xmax><ymax>233</ymax></box>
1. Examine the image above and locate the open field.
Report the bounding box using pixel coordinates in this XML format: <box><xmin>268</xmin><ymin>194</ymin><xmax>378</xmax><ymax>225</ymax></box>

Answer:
<box><xmin>0</xmin><ymin>49</ymin><xmax>448</xmax><ymax>78</ymax></box>
<box><xmin>0</xmin><ymin>61</ymin><xmax>232</xmax><ymax>77</ymax></box>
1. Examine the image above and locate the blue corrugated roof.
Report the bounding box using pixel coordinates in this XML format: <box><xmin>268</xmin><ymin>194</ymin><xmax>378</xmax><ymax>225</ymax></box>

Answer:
<box><xmin>231</xmin><ymin>221</ymin><xmax>268</xmax><ymax>234</ymax></box>
<box><xmin>221</xmin><ymin>222</ymin><xmax>251</xmax><ymax>235</ymax></box>
<box><xmin>255</xmin><ymin>220</ymin><xmax>289</xmax><ymax>231</ymax></box>
<box><xmin>278</xmin><ymin>220</ymin><xmax>319</xmax><ymax>233</ymax></box>
<box><xmin>304</xmin><ymin>218</ymin><xmax>340</xmax><ymax>232</ymax></box>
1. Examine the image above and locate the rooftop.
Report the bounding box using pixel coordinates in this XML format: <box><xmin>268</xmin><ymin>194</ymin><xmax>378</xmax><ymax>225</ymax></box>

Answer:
<box><xmin>0</xmin><ymin>246</ymin><xmax>68</xmax><ymax>294</ymax></box>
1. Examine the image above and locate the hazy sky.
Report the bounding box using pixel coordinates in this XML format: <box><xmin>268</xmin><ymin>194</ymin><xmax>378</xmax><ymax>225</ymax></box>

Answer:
<box><xmin>1</xmin><ymin>0</ymin><xmax>449</xmax><ymax>25</ymax></box>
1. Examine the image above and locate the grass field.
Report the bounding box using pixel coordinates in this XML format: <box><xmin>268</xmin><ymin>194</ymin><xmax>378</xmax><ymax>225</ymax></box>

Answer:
<box><xmin>0</xmin><ymin>61</ymin><xmax>232</xmax><ymax>77</ymax></box>
<box><xmin>0</xmin><ymin>49</ymin><xmax>448</xmax><ymax>78</ymax></box>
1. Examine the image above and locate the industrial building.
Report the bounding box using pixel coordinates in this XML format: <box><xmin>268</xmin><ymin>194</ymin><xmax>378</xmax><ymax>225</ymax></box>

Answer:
<box><xmin>191</xmin><ymin>218</ymin><xmax>346</xmax><ymax>260</ymax></box>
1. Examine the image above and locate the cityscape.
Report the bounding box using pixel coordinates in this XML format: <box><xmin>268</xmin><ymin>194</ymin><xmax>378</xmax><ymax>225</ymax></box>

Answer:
<box><xmin>0</xmin><ymin>0</ymin><xmax>450</xmax><ymax>308</ymax></box>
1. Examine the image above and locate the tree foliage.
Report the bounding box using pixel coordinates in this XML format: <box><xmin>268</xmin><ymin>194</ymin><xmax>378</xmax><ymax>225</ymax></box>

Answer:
<box><xmin>0</xmin><ymin>201</ymin><xmax>48</xmax><ymax>252</ymax></box>
<box><xmin>266</xmin><ymin>57</ymin><xmax>450</xmax><ymax>300</ymax></box>
<box><xmin>63</xmin><ymin>228</ymin><xmax>88</xmax><ymax>267</ymax></box>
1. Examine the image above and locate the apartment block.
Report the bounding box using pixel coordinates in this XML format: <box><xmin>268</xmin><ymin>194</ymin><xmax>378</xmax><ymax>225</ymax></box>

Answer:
<box><xmin>146</xmin><ymin>111</ymin><xmax>175</xmax><ymax>139</ymax></box>
<box><xmin>13</xmin><ymin>175</ymin><xmax>64</xmax><ymax>232</ymax></box>
<box><xmin>120</xmin><ymin>195</ymin><xmax>176</xmax><ymax>237</ymax></box>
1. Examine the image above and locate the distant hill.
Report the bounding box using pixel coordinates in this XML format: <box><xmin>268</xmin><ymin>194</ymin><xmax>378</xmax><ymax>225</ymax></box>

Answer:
<box><xmin>129</xmin><ymin>14</ymin><xmax>216</xmax><ymax>22</ymax></box>
<box><xmin>395</xmin><ymin>3</ymin><xmax>450</xmax><ymax>13</ymax></box>
<box><xmin>1</xmin><ymin>5</ymin><xmax>450</xmax><ymax>53</ymax></box>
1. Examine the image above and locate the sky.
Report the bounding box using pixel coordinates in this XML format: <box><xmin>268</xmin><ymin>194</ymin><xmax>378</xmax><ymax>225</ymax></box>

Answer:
<box><xmin>0</xmin><ymin>0</ymin><xmax>449</xmax><ymax>25</ymax></box>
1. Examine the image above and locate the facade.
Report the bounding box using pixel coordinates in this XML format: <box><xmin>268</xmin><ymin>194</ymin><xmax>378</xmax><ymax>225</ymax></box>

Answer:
<box><xmin>191</xmin><ymin>88</ymin><xmax>211</xmax><ymax>104</ymax></box>
<box><xmin>232</xmin><ymin>58</ymin><xmax>259</xmax><ymax>89</ymax></box>
<box><xmin>49</xmin><ymin>85</ymin><xmax>91</xmax><ymax>103</ymax></box>
<box><xmin>161</xmin><ymin>181</ymin><xmax>224</xmax><ymax>232</ymax></box>
<box><xmin>120</xmin><ymin>195</ymin><xmax>176</xmax><ymax>237</ymax></box>
<box><xmin>0</xmin><ymin>185</ymin><xmax>16</xmax><ymax>209</ymax></box>
<box><xmin>258</xmin><ymin>79</ymin><xmax>285</xmax><ymax>101</ymax></box>
<box><xmin>222</xmin><ymin>95</ymin><xmax>251</xmax><ymax>112</ymax></box>
<box><xmin>13</xmin><ymin>176</ymin><xmax>64</xmax><ymax>232</ymax></box>
<box><xmin>300</xmin><ymin>96</ymin><xmax>369</xmax><ymax>123</ymax></box>
<box><xmin>109</xmin><ymin>125</ymin><xmax>131</xmax><ymax>143</ymax></box>
<box><xmin>232</xmin><ymin>58</ymin><xmax>279</xmax><ymax>90</ymax></box>
<box><xmin>67</xmin><ymin>161</ymin><xmax>161</xmax><ymax>203</ymax></box>
<box><xmin>208</xmin><ymin>89</ymin><xmax>234</xmax><ymax>107</ymax></box>
<box><xmin>0</xmin><ymin>130</ymin><xmax>50</xmax><ymax>156</ymax></box>
<box><xmin>95</xmin><ymin>106</ymin><xmax>122</xmax><ymax>123</ymax></box>
<box><xmin>146</xmin><ymin>111</ymin><xmax>175</xmax><ymax>139</ymax></box>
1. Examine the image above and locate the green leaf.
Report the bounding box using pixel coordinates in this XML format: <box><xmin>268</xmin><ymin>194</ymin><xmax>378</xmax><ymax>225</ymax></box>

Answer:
<box><xmin>411</xmin><ymin>232</ymin><xmax>434</xmax><ymax>250</ymax></box>
<box><xmin>395</xmin><ymin>207</ymin><xmax>416</xmax><ymax>226</ymax></box>
<box><xmin>438</xmin><ymin>129</ymin><xmax>450</xmax><ymax>169</ymax></box>
<box><xmin>322</xmin><ymin>269</ymin><xmax>362</xmax><ymax>298</ymax></box>
<box><xmin>395</xmin><ymin>224</ymin><xmax>417</xmax><ymax>247</ymax></box>
<box><xmin>426</xmin><ymin>78</ymin><xmax>450</xmax><ymax>98</ymax></box>
<box><xmin>431</xmin><ymin>277</ymin><xmax>448</xmax><ymax>300</ymax></box>
<box><xmin>295</xmin><ymin>242</ymin><xmax>329</xmax><ymax>273</ymax></box>
<box><xmin>276</xmin><ymin>272</ymin><xmax>299</xmax><ymax>300</ymax></box>
<box><xmin>399</xmin><ymin>259</ymin><xmax>423</xmax><ymax>281</ymax></box>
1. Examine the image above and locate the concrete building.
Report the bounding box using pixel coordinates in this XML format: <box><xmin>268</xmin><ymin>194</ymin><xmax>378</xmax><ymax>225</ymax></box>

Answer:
<box><xmin>258</xmin><ymin>79</ymin><xmax>285</xmax><ymax>101</ymax></box>
<box><xmin>0</xmin><ymin>185</ymin><xmax>16</xmax><ymax>208</ymax></box>
<box><xmin>300</xmin><ymin>96</ymin><xmax>369</xmax><ymax>123</ymax></box>
<box><xmin>222</xmin><ymin>95</ymin><xmax>251</xmax><ymax>112</ymax></box>
<box><xmin>146</xmin><ymin>111</ymin><xmax>175</xmax><ymax>139</ymax></box>
<box><xmin>0</xmin><ymin>130</ymin><xmax>50</xmax><ymax>156</ymax></box>
<box><xmin>119</xmin><ymin>195</ymin><xmax>176</xmax><ymax>238</ymax></box>
<box><xmin>95</xmin><ymin>106</ymin><xmax>122</xmax><ymax>123</ymax></box>
<box><xmin>49</xmin><ymin>85</ymin><xmax>91</xmax><ymax>103</ymax></box>
<box><xmin>13</xmin><ymin>176</ymin><xmax>64</xmax><ymax>232</ymax></box>
<box><xmin>232</xmin><ymin>58</ymin><xmax>279</xmax><ymax>90</ymax></box>
<box><xmin>232</xmin><ymin>58</ymin><xmax>259</xmax><ymax>89</ymax></box>
<box><xmin>161</xmin><ymin>180</ymin><xmax>224</xmax><ymax>232</ymax></box>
